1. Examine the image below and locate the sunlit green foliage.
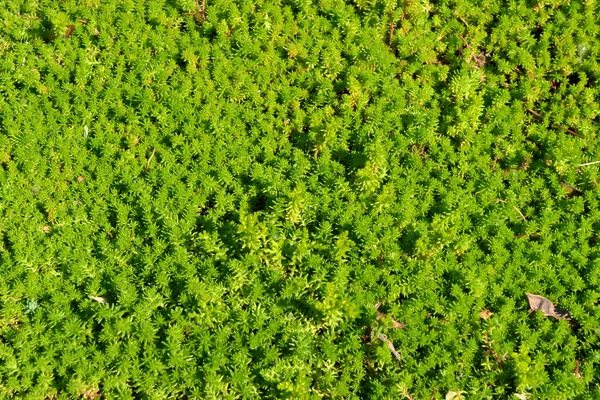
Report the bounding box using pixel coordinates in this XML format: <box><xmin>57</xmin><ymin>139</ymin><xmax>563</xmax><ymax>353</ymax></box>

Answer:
<box><xmin>1</xmin><ymin>0</ymin><xmax>599</xmax><ymax>398</ymax></box>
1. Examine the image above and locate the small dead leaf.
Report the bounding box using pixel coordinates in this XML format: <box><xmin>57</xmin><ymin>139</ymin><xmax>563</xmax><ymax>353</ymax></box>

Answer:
<box><xmin>514</xmin><ymin>393</ymin><xmax>532</xmax><ymax>400</ymax></box>
<box><xmin>374</xmin><ymin>302</ymin><xmax>406</xmax><ymax>329</ymax></box>
<box><xmin>89</xmin><ymin>295</ymin><xmax>108</xmax><ymax>305</ymax></box>
<box><xmin>479</xmin><ymin>309</ymin><xmax>493</xmax><ymax>320</ymax></box>
<box><xmin>446</xmin><ymin>390</ymin><xmax>465</xmax><ymax>400</ymax></box>
<box><xmin>526</xmin><ymin>293</ymin><xmax>571</xmax><ymax>320</ymax></box>
<box><xmin>391</xmin><ymin>318</ymin><xmax>406</xmax><ymax>329</ymax></box>
<box><xmin>376</xmin><ymin>312</ymin><xmax>406</xmax><ymax>329</ymax></box>
<box><xmin>41</xmin><ymin>225</ymin><xmax>51</xmax><ymax>233</ymax></box>
<box><xmin>79</xmin><ymin>387</ymin><xmax>102</xmax><ymax>400</ymax></box>
<box><xmin>64</xmin><ymin>25</ymin><xmax>75</xmax><ymax>38</ymax></box>
<box><xmin>77</xmin><ymin>176</ymin><xmax>85</xmax><ymax>182</ymax></box>
<box><xmin>93</xmin><ymin>28</ymin><xmax>100</xmax><ymax>36</ymax></box>
<box><xmin>82</xmin><ymin>389</ymin><xmax>102</xmax><ymax>400</ymax></box>
<box><xmin>561</xmin><ymin>183</ymin><xmax>582</xmax><ymax>197</ymax></box>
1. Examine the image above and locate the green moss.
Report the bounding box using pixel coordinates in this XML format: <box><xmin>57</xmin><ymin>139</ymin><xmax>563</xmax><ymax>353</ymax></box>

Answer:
<box><xmin>0</xmin><ymin>0</ymin><xmax>599</xmax><ymax>398</ymax></box>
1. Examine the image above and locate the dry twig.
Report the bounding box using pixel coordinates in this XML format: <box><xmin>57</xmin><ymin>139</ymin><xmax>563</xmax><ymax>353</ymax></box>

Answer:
<box><xmin>579</xmin><ymin>160</ymin><xmax>600</xmax><ymax>167</ymax></box>
<box><xmin>527</xmin><ymin>109</ymin><xmax>583</xmax><ymax>138</ymax></box>
<box><xmin>199</xmin><ymin>0</ymin><xmax>207</xmax><ymax>22</ymax></box>
<box><xmin>483</xmin><ymin>331</ymin><xmax>505</xmax><ymax>368</ymax></box>
<box><xmin>377</xmin><ymin>334</ymin><xmax>402</xmax><ymax>365</ymax></box>
<box><xmin>555</xmin><ymin>124</ymin><xmax>582</xmax><ymax>138</ymax></box>
<box><xmin>146</xmin><ymin>148</ymin><xmax>156</xmax><ymax>173</ymax></box>
<box><xmin>492</xmin><ymin>154</ymin><xmax>498</xmax><ymax>170</ymax></box>
<box><xmin>513</xmin><ymin>205</ymin><xmax>527</xmax><ymax>222</ymax></box>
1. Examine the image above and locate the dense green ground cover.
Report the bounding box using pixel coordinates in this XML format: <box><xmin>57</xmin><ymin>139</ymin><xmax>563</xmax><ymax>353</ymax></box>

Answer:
<box><xmin>1</xmin><ymin>0</ymin><xmax>600</xmax><ymax>398</ymax></box>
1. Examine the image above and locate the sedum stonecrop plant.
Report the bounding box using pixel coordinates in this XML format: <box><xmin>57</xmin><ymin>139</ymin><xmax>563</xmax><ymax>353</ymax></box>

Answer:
<box><xmin>1</xmin><ymin>0</ymin><xmax>600</xmax><ymax>398</ymax></box>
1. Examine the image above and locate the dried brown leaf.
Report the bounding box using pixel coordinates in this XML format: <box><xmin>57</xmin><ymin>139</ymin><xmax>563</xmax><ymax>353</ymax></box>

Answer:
<box><xmin>376</xmin><ymin>312</ymin><xmax>406</xmax><ymax>329</ymax></box>
<box><xmin>526</xmin><ymin>293</ymin><xmax>570</xmax><ymax>320</ymax></box>
<box><xmin>64</xmin><ymin>25</ymin><xmax>75</xmax><ymax>38</ymax></box>
<box><xmin>479</xmin><ymin>309</ymin><xmax>493</xmax><ymax>320</ymax></box>
<box><xmin>89</xmin><ymin>295</ymin><xmax>108</xmax><ymax>305</ymax></box>
<box><xmin>374</xmin><ymin>302</ymin><xmax>406</xmax><ymax>329</ymax></box>
<box><xmin>82</xmin><ymin>389</ymin><xmax>103</xmax><ymax>400</ymax></box>
<box><xmin>446</xmin><ymin>390</ymin><xmax>466</xmax><ymax>400</ymax></box>
<box><xmin>391</xmin><ymin>319</ymin><xmax>406</xmax><ymax>329</ymax></box>
<box><xmin>561</xmin><ymin>182</ymin><xmax>583</xmax><ymax>197</ymax></box>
